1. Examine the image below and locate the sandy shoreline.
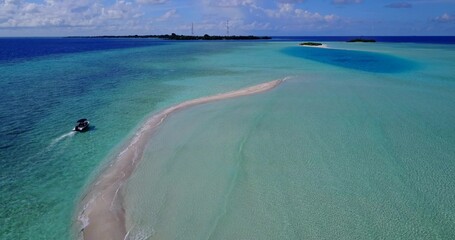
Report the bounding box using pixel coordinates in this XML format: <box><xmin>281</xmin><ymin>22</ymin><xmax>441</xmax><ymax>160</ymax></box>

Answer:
<box><xmin>75</xmin><ymin>79</ymin><xmax>283</xmax><ymax>240</ymax></box>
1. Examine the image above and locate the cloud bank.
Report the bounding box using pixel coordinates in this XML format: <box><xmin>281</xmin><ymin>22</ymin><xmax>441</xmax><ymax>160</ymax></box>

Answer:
<box><xmin>0</xmin><ymin>0</ymin><xmax>453</xmax><ymax>36</ymax></box>
<box><xmin>385</xmin><ymin>2</ymin><xmax>412</xmax><ymax>9</ymax></box>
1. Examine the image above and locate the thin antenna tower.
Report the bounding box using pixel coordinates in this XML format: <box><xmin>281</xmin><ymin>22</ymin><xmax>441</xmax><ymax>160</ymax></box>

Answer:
<box><xmin>226</xmin><ymin>20</ymin><xmax>230</xmax><ymax>36</ymax></box>
<box><xmin>191</xmin><ymin>22</ymin><xmax>194</xmax><ymax>35</ymax></box>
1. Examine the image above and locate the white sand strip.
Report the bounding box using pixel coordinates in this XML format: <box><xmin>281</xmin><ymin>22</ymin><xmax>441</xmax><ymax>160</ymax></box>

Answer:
<box><xmin>76</xmin><ymin>79</ymin><xmax>283</xmax><ymax>240</ymax></box>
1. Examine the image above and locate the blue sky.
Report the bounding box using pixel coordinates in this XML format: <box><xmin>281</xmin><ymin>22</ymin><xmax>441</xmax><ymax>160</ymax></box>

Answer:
<box><xmin>1</xmin><ymin>0</ymin><xmax>454</xmax><ymax>36</ymax></box>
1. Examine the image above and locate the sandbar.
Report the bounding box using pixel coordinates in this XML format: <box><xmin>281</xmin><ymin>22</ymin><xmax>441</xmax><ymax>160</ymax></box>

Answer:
<box><xmin>299</xmin><ymin>43</ymin><xmax>328</xmax><ymax>48</ymax></box>
<box><xmin>75</xmin><ymin>79</ymin><xmax>283</xmax><ymax>240</ymax></box>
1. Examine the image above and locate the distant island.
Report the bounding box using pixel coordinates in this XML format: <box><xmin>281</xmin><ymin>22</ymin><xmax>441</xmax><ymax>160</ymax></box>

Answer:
<box><xmin>69</xmin><ymin>33</ymin><xmax>271</xmax><ymax>40</ymax></box>
<box><xmin>347</xmin><ymin>38</ymin><xmax>376</xmax><ymax>43</ymax></box>
<box><xmin>299</xmin><ymin>42</ymin><xmax>323</xmax><ymax>46</ymax></box>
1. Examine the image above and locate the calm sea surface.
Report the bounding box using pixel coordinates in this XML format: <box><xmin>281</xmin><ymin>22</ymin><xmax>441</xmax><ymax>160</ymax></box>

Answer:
<box><xmin>0</xmin><ymin>37</ymin><xmax>454</xmax><ymax>239</ymax></box>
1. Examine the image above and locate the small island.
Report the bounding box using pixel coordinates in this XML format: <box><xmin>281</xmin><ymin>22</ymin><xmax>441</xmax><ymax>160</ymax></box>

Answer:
<box><xmin>299</xmin><ymin>42</ymin><xmax>323</xmax><ymax>46</ymax></box>
<box><xmin>70</xmin><ymin>33</ymin><xmax>271</xmax><ymax>40</ymax></box>
<box><xmin>159</xmin><ymin>33</ymin><xmax>271</xmax><ymax>40</ymax></box>
<box><xmin>347</xmin><ymin>38</ymin><xmax>376</xmax><ymax>43</ymax></box>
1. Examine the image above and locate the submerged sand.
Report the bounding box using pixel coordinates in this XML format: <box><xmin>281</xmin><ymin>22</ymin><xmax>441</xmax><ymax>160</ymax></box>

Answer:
<box><xmin>75</xmin><ymin>79</ymin><xmax>283</xmax><ymax>240</ymax></box>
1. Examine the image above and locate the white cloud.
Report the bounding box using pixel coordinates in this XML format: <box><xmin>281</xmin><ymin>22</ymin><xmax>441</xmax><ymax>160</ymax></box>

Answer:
<box><xmin>384</xmin><ymin>2</ymin><xmax>412</xmax><ymax>9</ymax></box>
<box><xmin>101</xmin><ymin>1</ymin><xmax>138</xmax><ymax>20</ymax></box>
<box><xmin>240</xmin><ymin>21</ymin><xmax>270</xmax><ymax>31</ymax></box>
<box><xmin>332</xmin><ymin>0</ymin><xmax>363</xmax><ymax>4</ymax></box>
<box><xmin>262</xmin><ymin>3</ymin><xmax>338</xmax><ymax>24</ymax></box>
<box><xmin>433</xmin><ymin>13</ymin><xmax>454</xmax><ymax>23</ymax></box>
<box><xmin>209</xmin><ymin>0</ymin><xmax>256</xmax><ymax>8</ymax></box>
<box><xmin>194</xmin><ymin>1</ymin><xmax>340</xmax><ymax>34</ymax></box>
<box><xmin>181</xmin><ymin>17</ymin><xmax>270</xmax><ymax>35</ymax></box>
<box><xmin>156</xmin><ymin>9</ymin><xmax>178</xmax><ymax>21</ymax></box>
<box><xmin>0</xmin><ymin>0</ymin><xmax>141</xmax><ymax>28</ymax></box>
<box><xmin>136</xmin><ymin>0</ymin><xmax>168</xmax><ymax>4</ymax></box>
<box><xmin>278</xmin><ymin>0</ymin><xmax>305</xmax><ymax>3</ymax></box>
<box><xmin>23</xmin><ymin>3</ymin><xmax>40</xmax><ymax>13</ymax></box>
<box><xmin>1</xmin><ymin>0</ymin><xmax>449</xmax><ymax>36</ymax></box>
<box><xmin>295</xmin><ymin>9</ymin><xmax>337</xmax><ymax>23</ymax></box>
<box><xmin>198</xmin><ymin>0</ymin><xmax>252</xmax><ymax>23</ymax></box>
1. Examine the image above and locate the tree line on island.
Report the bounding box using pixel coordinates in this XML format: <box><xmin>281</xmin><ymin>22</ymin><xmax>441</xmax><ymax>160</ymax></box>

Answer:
<box><xmin>299</xmin><ymin>38</ymin><xmax>376</xmax><ymax>46</ymax></box>
<box><xmin>346</xmin><ymin>38</ymin><xmax>376</xmax><ymax>43</ymax></box>
<box><xmin>70</xmin><ymin>33</ymin><xmax>271</xmax><ymax>40</ymax></box>
<box><xmin>68</xmin><ymin>34</ymin><xmax>376</xmax><ymax>43</ymax></box>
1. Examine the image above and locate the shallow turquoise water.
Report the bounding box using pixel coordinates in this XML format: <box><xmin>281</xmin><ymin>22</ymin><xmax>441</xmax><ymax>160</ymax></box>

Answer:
<box><xmin>1</xmin><ymin>40</ymin><xmax>454</xmax><ymax>239</ymax></box>
<box><xmin>124</xmin><ymin>43</ymin><xmax>455</xmax><ymax>239</ymax></box>
<box><xmin>0</xmin><ymin>41</ymin><xmax>294</xmax><ymax>239</ymax></box>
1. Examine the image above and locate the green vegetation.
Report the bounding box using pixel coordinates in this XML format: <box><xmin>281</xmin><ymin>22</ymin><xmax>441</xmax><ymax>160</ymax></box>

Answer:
<box><xmin>347</xmin><ymin>38</ymin><xmax>376</xmax><ymax>43</ymax></box>
<box><xmin>299</xmin><ymin>42</ymin><xmax>323</xmax><ymax>46</ymax></box>
<box><xmin>160</xmin><ymin>33</ymin><xmax>271</xmax><ymax>40</ymax></box>
<box><xmin>72</xmin><ymin>33</ymin><xmax>271</xmax><ymax>40</ymax></box>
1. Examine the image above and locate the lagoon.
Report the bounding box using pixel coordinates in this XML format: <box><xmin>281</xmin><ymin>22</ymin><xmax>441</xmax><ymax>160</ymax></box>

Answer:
<box><xmin>0</xmin><ymin>38</ymin><xmax>454</xmax><ymax>239</ymax></box>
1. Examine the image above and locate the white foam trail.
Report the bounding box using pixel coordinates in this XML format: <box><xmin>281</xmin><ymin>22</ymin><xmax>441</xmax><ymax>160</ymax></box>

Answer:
<box><xmin>50</xmin><ymin>131</ymin><xmax>76</xmax><ymax>147</ymax></box>
<box><xmin>23</xmin><ymin>131</ymin><xmax>76</xmax><ymax>162</ymax></box>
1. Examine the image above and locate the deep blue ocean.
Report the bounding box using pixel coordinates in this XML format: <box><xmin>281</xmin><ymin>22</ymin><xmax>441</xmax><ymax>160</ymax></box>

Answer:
<box><xmin>1</xmin><ymin>37</ymin><xmax>454</xmax><ymax>239</ymax></box>
<box><xmin>1</xmin><ymin>37</ymin><xmax>279</xmax><ymax>239</ymax></box>
<box><xmin>0</xmin><ymin>38</ymin><xmax>170</xmax><ymax>63</ymax></box>
<box><xmin>0</xmin><ymin>37</ymin><xmax>216</xmax><ymax>239</ymax></box>
<box><xmin>2</xmin><ymin>36</ymin><xmax>453</xmax><ymax>63</ymax></box>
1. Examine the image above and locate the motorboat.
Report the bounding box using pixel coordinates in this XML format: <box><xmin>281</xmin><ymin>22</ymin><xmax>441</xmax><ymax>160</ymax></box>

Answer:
<box><xmin>73</xmin><ymin>119</ymin><xmax>89</xmax><ymax>132</ymax></box>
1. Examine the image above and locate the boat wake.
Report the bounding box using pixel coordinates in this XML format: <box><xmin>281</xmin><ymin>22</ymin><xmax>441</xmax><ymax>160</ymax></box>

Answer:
<box><xmin>23</xmin><ymin>131</ymin><xmax>76</xmax><ymax>163</ymax></box>
<box><xmin>50</xmin><ymin>131</ymin><xmax>76</xmax><ymax>147</ymax></box>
